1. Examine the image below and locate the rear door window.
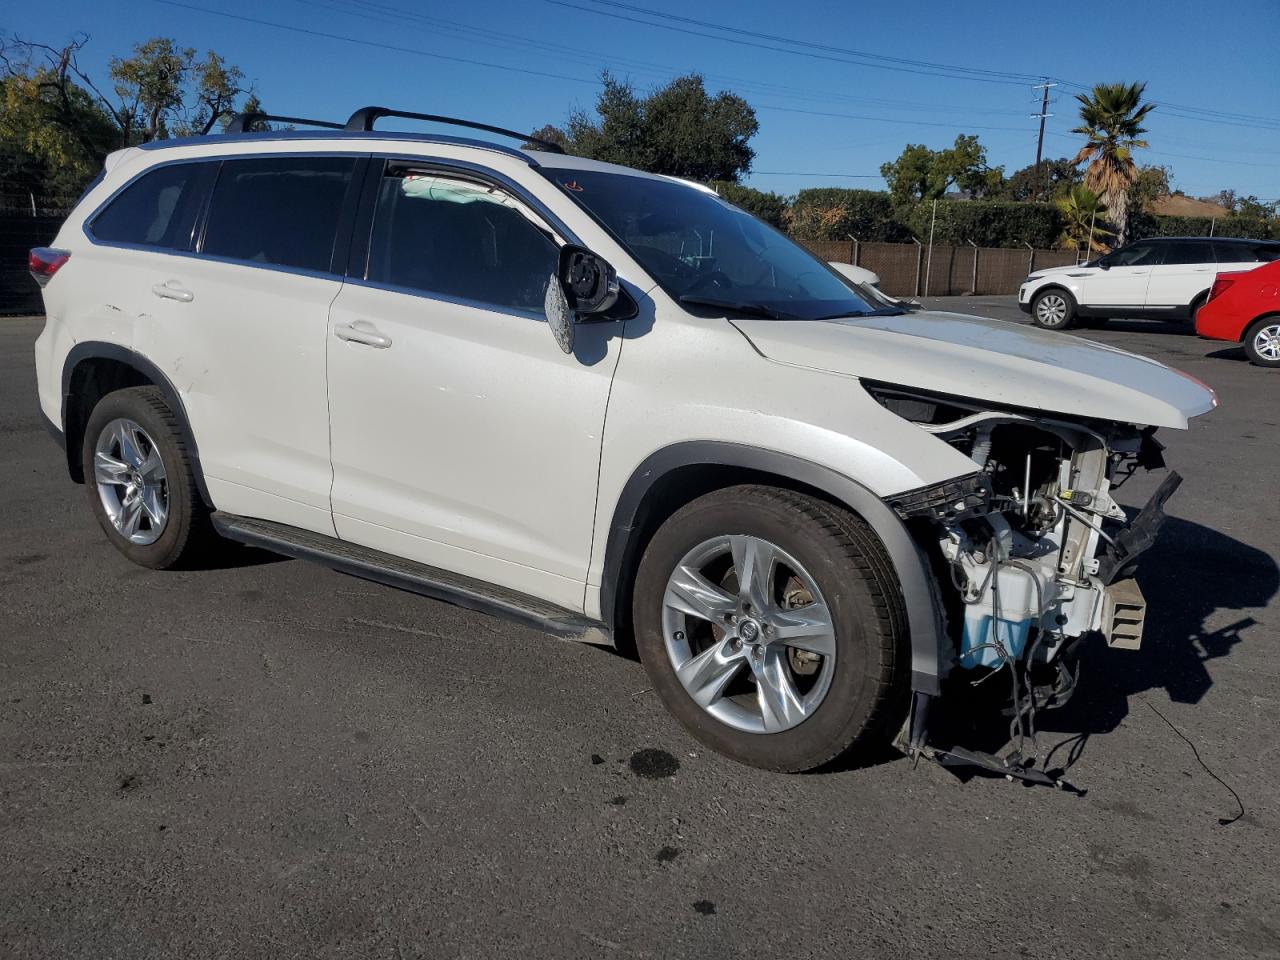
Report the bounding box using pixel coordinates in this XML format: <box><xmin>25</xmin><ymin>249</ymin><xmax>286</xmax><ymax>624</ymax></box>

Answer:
<box><xmin>90</xmin><ymin>162</ymin><xmax>216</xmax><ymax>251</ymax></box>
<box><xmin>365</xmin><ymin>167</ymin><xmax>558</xmax><ymax>312</ymax></box>
<box><xmin>201</xmin><ymin>156</ymin><xmax>357</xmax><ymax>273</ymax></box>
<box><xmin>1161</xmin><ymin>240</ymin><xmax>1214</xmax><ymax>265</ymax></box>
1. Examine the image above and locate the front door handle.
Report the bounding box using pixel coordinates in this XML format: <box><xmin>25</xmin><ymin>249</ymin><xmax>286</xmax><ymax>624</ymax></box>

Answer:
<box><xmin>334</xmin><ymin>320</ymin><xmax>392</xmax><ymax>349</ymax></box>
<box><xmin>151</xmin><ymin>281</ymin><xmax>194</xmax><ymax>302</ymax></box>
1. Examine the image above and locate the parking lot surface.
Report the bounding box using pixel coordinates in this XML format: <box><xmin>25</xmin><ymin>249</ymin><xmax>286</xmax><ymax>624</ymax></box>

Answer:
<box><xmin>2</xmin><ymin>300</ymin><xmax>1278</xmax><ymax>959</ymax></box>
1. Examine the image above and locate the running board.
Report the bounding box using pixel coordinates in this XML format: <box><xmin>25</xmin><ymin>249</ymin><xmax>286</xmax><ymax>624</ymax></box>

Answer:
<box><xmin>210</xmin><ymin>513</ymin><xmax>609</xmax><ymax>644</ymax></box>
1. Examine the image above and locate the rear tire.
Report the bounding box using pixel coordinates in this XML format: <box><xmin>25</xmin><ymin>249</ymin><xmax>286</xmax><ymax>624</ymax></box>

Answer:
<box><xmin>632</xmin><ymin>485</ymin><xmax>909</xmax><ymax>772</ymax></box>
<box><xmin>1031</xmin><ymin>289</ymin><xmax>1077</xmax><ymax>330</ymax></box>
<box><xmin>1243</xmin><ymin>315</ymin><xmax>1280</xmax><ymax>368</ymax></box>
<box><xmin>82</xmin><ymin>386</ymin><xmax>216</xmax><ymax>569</ymax></box>
<box><xmin>1188</xmin><ymin>294</ymin><xmax>1207</xmax><ymax>326</ymax></box>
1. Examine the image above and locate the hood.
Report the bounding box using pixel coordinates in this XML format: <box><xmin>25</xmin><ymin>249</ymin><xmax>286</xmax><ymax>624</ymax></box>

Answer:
<box><xmin>1029</xmin><ymin>263</ymin><xmax>1094</xmax><ymax>280</ymax></box>
<box><xmin>731</xmin><ymin>311</ymin><xmax>1217</xmax><ymax>429</ymax></box>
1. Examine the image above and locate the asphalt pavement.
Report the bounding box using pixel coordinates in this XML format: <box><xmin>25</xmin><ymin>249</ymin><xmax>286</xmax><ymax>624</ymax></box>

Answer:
<box><xmin>2</xmin><ymin>300</ymin><xmax>1278</xmax><ymax>959</ymax></box>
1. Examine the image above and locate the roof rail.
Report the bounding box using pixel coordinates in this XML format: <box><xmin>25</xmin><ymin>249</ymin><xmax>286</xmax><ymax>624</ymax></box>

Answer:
<box><xmin>223</xmin><ymin>112</ymin><xmax>345</xmax><ymax>134</ymax></box>
<box><xmin>344</xmin><ymin>106</ymin><xmax>565</xmax><ymax>154</ymax></box>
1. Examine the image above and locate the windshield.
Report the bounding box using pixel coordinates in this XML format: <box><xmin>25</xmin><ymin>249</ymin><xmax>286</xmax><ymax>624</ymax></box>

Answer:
<box><xmin>544</xmin><ymin>169</ymin><xmax>893</xmax><ymax>321</ymax></box>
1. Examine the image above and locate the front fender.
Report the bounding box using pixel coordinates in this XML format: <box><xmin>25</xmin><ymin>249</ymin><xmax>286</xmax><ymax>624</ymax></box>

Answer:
<box><xmin>598</xmin><ymin>442</ymin><xmax>949</xmax><ymax>695</ymax></box>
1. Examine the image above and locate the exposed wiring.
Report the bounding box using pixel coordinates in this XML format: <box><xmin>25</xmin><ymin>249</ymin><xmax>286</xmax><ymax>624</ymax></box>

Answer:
<box><xmin>1140</xmin><ymin>698</ymin><xmax>1244</xmax><ymax>826</ymax></box>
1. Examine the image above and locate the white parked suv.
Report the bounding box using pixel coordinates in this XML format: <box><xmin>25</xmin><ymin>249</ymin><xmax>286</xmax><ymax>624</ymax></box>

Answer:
<box><xmin>31</xmin><ymin>107</ymin><xmax>1217</xmax><ymax>779</ymax></box>
<box><xmin>1019</xmin><ymin>236</ymin><xmax>1280</xmax><ymax>330</ymax></box>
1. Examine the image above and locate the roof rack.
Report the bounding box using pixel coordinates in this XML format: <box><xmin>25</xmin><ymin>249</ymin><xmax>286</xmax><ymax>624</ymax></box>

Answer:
<box><xmin>223</xmin><ymin>112</ymin><xmax>345</xmax><ymax>134</ymax></box>
<box><xmin>343</xmin><ymin>106</ymin><xmax>565</xmax><ymax>154</ymax></box>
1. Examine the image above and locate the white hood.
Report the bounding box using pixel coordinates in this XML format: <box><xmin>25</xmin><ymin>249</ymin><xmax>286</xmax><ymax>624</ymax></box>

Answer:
<box><xmin>732</xmin><ymin>311</ymin><xmax>1217</xmax><ymax>429</ymax></box>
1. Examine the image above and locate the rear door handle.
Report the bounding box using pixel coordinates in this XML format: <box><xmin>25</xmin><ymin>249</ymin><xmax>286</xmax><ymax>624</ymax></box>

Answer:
<box><xmin>334</xmin><ymin>320</ymin><xmax>392</xmax><ymax>349</ymax></box>
<box><xmin>151</xmin><ymin>281</ymin><xmax>194</xmax><ymax>302</ymax></box>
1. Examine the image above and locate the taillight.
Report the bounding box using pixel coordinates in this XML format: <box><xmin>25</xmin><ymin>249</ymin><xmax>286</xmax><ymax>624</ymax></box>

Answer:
<box><xmin>28</xmin><ymin>247</ymin><xmax>70</xmax><ymax>287</ymax></box>
<box><xmin>1207</xmin><ymin>271</ymin><xmax>1245</xmax><ymax>304</ymax></box>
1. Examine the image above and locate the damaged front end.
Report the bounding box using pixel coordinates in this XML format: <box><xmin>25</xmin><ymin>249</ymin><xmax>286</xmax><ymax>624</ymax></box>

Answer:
<box><xmin>870</xmin><ymin>382</ymin><xmax>1183</xmax><ymax>788</ymax></box>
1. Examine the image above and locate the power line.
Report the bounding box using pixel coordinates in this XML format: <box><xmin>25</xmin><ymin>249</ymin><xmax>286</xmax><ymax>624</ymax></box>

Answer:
<box><xmin>555</xmin><ymin>0</ymin><xmax>1043</xmax><ymax>85</ymax></box>
<box><xmin>290</xmin><ymin>0</ymin><xmax>1036</xmax><ymax>119</ymax></box>
<box><xmin>150</xmin><ymin>0</ymin><xmax>600</xmax><ymax>86</ymax></box>
<box><xmin>557</xmin><ymin>0</ymin><xmax>1280</xmax><ymax>131</ymax></box>
<box><xmin>542</xmin><ymin>0</ymin><xmax>1037</xmax><ymax>85</ymax></box>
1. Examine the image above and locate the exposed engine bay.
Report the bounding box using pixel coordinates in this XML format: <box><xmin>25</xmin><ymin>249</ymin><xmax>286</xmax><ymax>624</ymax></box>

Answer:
<box><xmin>868</xmin><ymin>382</ymin><xmax>1182</xmax><ymax>788</ymax></box>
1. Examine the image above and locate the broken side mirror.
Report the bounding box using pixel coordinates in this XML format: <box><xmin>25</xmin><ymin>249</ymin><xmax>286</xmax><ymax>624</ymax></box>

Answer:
<box><xmin>544</xmin><ymin>245</ymin><xmax>620</xmax><ymax>354</ymax></box>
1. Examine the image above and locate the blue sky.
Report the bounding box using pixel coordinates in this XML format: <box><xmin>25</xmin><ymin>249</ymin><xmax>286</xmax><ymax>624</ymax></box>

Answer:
<box><xmin>18</xmin><ymin>0</ymin><xmax>1280</xmax><ymax>199</ymax></box>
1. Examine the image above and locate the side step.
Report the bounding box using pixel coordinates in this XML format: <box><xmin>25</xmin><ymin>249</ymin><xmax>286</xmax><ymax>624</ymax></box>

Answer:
<box><xmin>211</xmin><ymin>513</ymin><xmax>610</xmax><ymax>644</ymax></box>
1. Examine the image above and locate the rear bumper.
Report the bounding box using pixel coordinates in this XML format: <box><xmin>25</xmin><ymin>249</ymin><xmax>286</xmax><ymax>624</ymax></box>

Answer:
<box><xmin>1194</xmin><ymin>305</ymin><xmax>1244</xmax><ymax>342</ymax></box>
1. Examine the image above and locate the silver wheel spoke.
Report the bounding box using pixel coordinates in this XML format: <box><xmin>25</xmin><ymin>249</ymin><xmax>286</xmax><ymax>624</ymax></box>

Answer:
<box><xmin>140</xmin><ymin>484</ymin><xmax>166</xmax><ymax>526</ymax></box>
<box><xmin>752</xmin><ymin>648</ymin><xmax>807</xmax><ymax>733</ymax></box>
<box><xmin>729</xmin><ymin>535</ymin><xmax>776</xmax><ymax>613</ymax></box>
<box><xmin>94</xmin><ymin>452</ymin><xmax>131</xmax><ymax>485</ymax></box>
<box><xmin>771</xmin><ymin>601</ymin><xmax>836</xmax><ymax>656</ymax></box>
<box><xmin>119</xmin><ymin>494</ymin><xmax>143</xmax><ymax>538</ymax></box>
<box><xmin>116</xmin><ymin>421</ymin><xmax>144</xmax><ymax>467</ymax></box>
<box><xmin>138</xmin><ymin>445</ymin><xmax>165</xmax><ymax>482</ymax></box>
<box><xmin>665</xmin><ymin>565</ymin><xmax>738</xmax><ymax>623</ymax></box>
<box><xmin>676</xmin><ymin>639</ymin><xmax>744</xmax><ymax>708</ymax></box>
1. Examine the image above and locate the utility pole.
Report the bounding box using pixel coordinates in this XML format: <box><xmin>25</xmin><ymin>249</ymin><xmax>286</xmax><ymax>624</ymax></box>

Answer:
<box><xmin>1032</xmin><ymin>81</ymin><xmax>1058</xmax><ymax>201</ymax></box>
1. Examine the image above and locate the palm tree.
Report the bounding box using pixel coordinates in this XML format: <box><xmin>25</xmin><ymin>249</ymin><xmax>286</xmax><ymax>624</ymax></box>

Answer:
<box><xmin>1057</xmin><ymin>185</ymin><xmax>1115</xmax><ymax>258</ymax></box>
<box><xmin>1071</xmin><ymin>82</ymin><xmax>1155</xmax><ymax>244</ymax></box>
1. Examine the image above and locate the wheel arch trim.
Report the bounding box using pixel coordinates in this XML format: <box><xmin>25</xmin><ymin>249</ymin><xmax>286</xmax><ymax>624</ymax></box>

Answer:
<box><xmin>60</xmin><ymin>341</ymin><xmax>214</xmax><ymax>508</ymax></box>
<box><xmin>599</xmin><ymin>442</ymin><xmax>948</xmax><ymax>695</ymax></box>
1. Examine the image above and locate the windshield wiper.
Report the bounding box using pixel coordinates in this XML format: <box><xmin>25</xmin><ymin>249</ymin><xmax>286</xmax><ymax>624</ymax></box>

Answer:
<box><xmin>810</xmin><ymin>306</ymin><xmax>907</xmax><ymax>321</ymax></box>
<box><xmin>678</xmin><ymin>295</ymin><xmax>795</xmax><ymax>321</ymax></box>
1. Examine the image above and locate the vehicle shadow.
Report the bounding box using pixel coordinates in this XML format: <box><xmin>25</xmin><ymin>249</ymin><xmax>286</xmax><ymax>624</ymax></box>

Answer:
<box><xmin>927</xmin><ymin>516</ymin><xmax>1277</xmax><ymax>773</ymax></box>
<box><xmin>1206</xmin><ymin>346</ymin><xmax>1250</xmax><ymax>363</ymax></box>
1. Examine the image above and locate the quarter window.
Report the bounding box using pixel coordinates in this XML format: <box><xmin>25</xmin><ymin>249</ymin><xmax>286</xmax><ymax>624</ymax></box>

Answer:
<box><xmin>366</xmin><ymin>169</ymin><xmax>558</xmax><ymax>312</ymax></box>
<box><xmin>91</xmin><ymin>162</ymin><xmax>215</xmax><ymax>250</ymax></box>
<box><xmin>202</xmin><ymin>156</ymin><xmax>356</xmax><ymax>273</ymax></box>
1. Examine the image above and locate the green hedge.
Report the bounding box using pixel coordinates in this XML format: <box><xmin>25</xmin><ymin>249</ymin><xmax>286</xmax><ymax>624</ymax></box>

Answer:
<box><xmin>788</xmin><ymin>188</ymin><xmax>907</xmax><ymax>242</ymax></box>
<box><xmin>900</xmin><ymin>199</ymin><xmax>1062</xmax><ymax>249</ymax></box>
<box><xmin>1131</xmin><ymin>213</ymin><xmax>1272</xmax><ymax>240</ymax></box>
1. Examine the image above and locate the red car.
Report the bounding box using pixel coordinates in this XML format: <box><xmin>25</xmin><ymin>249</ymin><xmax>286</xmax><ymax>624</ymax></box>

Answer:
<box><xmin>1196</xmin><ymin>258</ymin><xmax>1280</xmax><ymax>367</ymax></box>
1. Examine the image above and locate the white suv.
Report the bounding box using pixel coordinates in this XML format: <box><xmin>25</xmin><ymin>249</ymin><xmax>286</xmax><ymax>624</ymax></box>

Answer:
<box><xmin>1020</xmin><ymin>236</ymin><xmax>1280</xmax><ymax>330</ymax></box>
<box><xmin>31</xmin><ymin>107</ymin><xmax>1217</xmax><ymax>779</ymax></box>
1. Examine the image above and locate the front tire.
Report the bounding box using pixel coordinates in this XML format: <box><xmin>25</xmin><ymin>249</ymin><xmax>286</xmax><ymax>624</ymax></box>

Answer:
<box><xmin>632</xmin><ymin>486</ymin><xmax>908</xmax><ymax>772</ymax></box>
<box><xmin>82</xmin><ymin>386</ymin><xmax>215</xmax><ymax>569</ymax></box>
<box><xmin>1244</xmin><ymin>315</ymin><xmax>1280</xmax><ymax>368</ymax></box>
<box><xmin>1031</xmin><ymin>289</ymin><xmax>1077</xmax><ymax>330</ymax></box>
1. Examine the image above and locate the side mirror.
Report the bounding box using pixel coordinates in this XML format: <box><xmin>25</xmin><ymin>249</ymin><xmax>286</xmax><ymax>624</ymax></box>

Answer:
<box><xmin>1097</xmin><ymin>257</ymin><xmax>1111</xmax><ymax>270</ymax></box>
<box><xmin>559</xmin><ymin>245</ymin><xmax>619</xmax><ymax>315</ymax></box>
<box><xmin>544</xmin><ymin>245</ymin><xmax>620</xmax><ymax>354</ymax></box>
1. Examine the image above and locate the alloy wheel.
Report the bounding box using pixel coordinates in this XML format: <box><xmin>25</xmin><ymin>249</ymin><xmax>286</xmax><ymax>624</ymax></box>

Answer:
<box><xmin>93</xmin><ymin>418</ymin><xmax>169</xmax><ymax>545</ymax></box>
<box><xmin>661</xmin><ymin>535</ymin><xmax>837</xmax><ymax>734</ymax></box>
<box><xmin>1253</xmin><ymin>323</ymin><xmax>1280</xmax><ymax>362</ymax></box>
<box><xmin>1035</xmin><ymin>293</ymin><xmax>1068</xmax><ymax>327</ymax></box>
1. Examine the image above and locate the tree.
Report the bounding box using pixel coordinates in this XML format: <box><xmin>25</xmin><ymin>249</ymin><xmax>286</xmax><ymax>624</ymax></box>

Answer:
<box><xmin>1128</xmin><ymin>164</ymin><xmax>1172</xmax><ymax>213</ymax></box>
<box><xmin>1</xmin><ymin>33</ymin><xmax>254</xmax><ymax>198</ymax></box>
<box><xmin>1071</xmin><ymin>81</ymin><xmax>1155</xmax><ymax>245</ymax></box>
<box><xmin>999</xmin><ymin>157</ymin><xmax>1081</xmax><ymax>201</ymax></box>
<box><xmin>1056</xmin><ymin>185</ymin><xmax>1114</xmax><ymax>253</ymax></box>
<box><xmin>548</xmin><ymin>72</ymin><xmax>758</xmax><ymax>181</ymax></box>
<box><xmin>880</xmin><ymin>134</ymin><xmax>1003</xmax><ymax>203</ymax></box>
